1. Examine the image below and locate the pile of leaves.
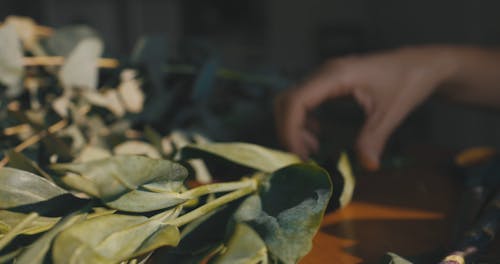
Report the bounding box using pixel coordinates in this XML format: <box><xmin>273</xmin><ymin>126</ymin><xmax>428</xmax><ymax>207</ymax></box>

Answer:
<box><xmin>0</xmin><ymin>17</ymin><xmax>354</xmax><ymax>263</ymax></box>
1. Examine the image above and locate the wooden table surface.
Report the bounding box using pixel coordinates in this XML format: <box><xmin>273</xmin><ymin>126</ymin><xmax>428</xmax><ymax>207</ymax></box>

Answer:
<box><xmin>301</xmin><ymin>147</ymin><xmax>500</xmax><ymax>264</ymax></box>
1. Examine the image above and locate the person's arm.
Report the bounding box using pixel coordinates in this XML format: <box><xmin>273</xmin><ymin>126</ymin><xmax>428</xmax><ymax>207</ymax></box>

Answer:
<box><xmin>439</xmin><ymin>46</ymin><xmax>500</xmax><ymax>107</ymax></box>
<box><xmin>274</xmin><ymin>45</ymin><xmax>500</xmax><ymax>171</ymax></box>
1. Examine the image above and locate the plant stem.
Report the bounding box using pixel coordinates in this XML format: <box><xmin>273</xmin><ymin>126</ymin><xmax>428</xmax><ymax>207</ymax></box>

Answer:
<box><xmin>23</xmin><ymin>56</ymin><xmax>118</xmax><ymax>68</ymax></box>
<box><xmin>0</xmin><ymin>248</ymin><xmax>23</xmax><ymax>263</ymax></box>
<box><xmin>167</xmin><ymin>184</ymin><xmax>257</xmax><ymax>227</ymax></box>
<box><xmin>179</xmin><ymin>179</ymin><xmax>255</xmax><ymax>200</ymax></box>
<box><xmin>0</xmin><ymin>119</ymin><xmax>68</xmax><ymax>168</ymax></box>
<box><xmin>0</xmin><ymin>212</ymin><xmax>39</xmax><ymax>250</ymax></box>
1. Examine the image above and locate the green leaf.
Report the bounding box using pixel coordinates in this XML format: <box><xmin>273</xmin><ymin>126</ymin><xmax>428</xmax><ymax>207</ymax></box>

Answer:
<box><xmin>105</xmin><ymin>189</ymin><xmax>187</xmax><ymax>213</ymax></box>
<box><xmin>143</xmin><ymin>126</ymin><xmax>165</xmax><ymax>155</ymax></box>
<box><xmin>181</xmin><ymin>142</ymin><xmax>300</xmax><ymax>173</ymax></box>
<box><xmin>234</xmin><ymin>164</ymin><xmax>332</xmax><ymax>264</ymax></box>
<box><xmin>6</xmin><ymin>150</ymin><xmax>53</xmax><ymax>181</ymax></box>
<box><xmin>0</xmin><ymin>210</ymin><xmax>59</xmax><ymax>235</ymax></box>
<box><xmin>52</xmin><ymin>211</ymin><xmax>181</xmax><ymax>264</ymax></box>
<box><xmin>192</xmin><ymin>58</ymin><xmax>219</xmax><ymax>102</ymax></box>
<box><xmin>51</xmin><ymin>155</ymin><xmax>188</xmax><ymax>212</ymax></box>
<box><xmin>0</xmin><ymin>248</ymin><xmax>23</xmax><ymax>263</ymax></box>
<box><xmin>151</xmin><ymin>204</ymin><xmax>235</xmax><ymax>264</ymax></box>
<box><xmin>0</xmin><ymin>167</ymin><xmax>67</xmax><ymax>209</ymax></box>
<box><xmin>210</xmin><ymin>223</ymin><xmax>267</xmax><ymax>264</ymax></box>
<box><xmin>16</xmin><ymin>212</ymin><xmax>87</xmax><ymax>264</ymax></box>
<box><xmin>0</xmin><ymin>212</ymin><xmax>39</xmax><ymax>251</ymax></box>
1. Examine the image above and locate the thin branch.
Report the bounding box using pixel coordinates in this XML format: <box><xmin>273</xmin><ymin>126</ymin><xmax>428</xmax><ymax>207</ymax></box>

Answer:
<box><xmin>0</xmin><ymin>22</ymin><xmax>53</xmax><ymax>37</ymax></box>
<box><xmin>3</xmin><ymin>124</ymin><xmax>31</xmax><ymax>136</ymax></box>
<box><xmin>0</xmin><ymin>212</ymin><xmax>39</xmax><ymax>251</ymax></box>
<box><xmin>0</xmin><ymin>119</ymin><xmax>68</xmax><ymax>168</ymax></box>
<box><xmin>167</xmin><ymin>184</ymin><xmax>257</xmax><ymax>227</ymax></box>
<box><xmin>23</xmin><ymin>56</ymin><xmax>119</xmax><ymax>68</ymax></box>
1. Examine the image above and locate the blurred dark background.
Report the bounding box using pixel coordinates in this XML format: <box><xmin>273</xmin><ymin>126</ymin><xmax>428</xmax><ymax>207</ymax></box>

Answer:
<box><xmin>4</xmin><ymin>0</ymin><xmax>500</xmax><ymax>152</ymax></box>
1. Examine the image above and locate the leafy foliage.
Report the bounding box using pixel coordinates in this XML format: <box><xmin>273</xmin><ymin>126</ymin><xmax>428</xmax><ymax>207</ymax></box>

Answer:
<box><xmin>0</xmin><ymin>17</ymin><xmax>353</xmax><ymax>263</ymax></box>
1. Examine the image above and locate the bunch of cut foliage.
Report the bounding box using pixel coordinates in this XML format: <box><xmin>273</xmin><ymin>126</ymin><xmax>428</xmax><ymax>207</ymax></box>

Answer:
<box><xmin>0</xmin><ymin>142</ymin><xmax>341</xmax><ymax>264</ymax></box>
<box><xmin>0</xmin><ymin>17</ymin><xmax>355</xmax><ymax>264</ymax></box>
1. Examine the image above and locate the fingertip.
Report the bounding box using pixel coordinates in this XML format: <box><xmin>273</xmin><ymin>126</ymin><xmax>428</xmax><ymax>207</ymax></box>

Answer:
<box><xmin>290</xmin><ymin>143</ymin><xmax>310</xmax><ymax>161</ymax></box>
<box><xmin>356</xmin><ymin>139</ymin><xmax>382</xmax><ymax>171</ymax></box>
<box><xmin>358</xmin><ymin>152</ymin><xmax>380</xmax><ymax>172</ymax></box>
<box><xmin>301</xmin><ymin>130</ymin><xmax>320</xmax><ymax>154</ymax></box>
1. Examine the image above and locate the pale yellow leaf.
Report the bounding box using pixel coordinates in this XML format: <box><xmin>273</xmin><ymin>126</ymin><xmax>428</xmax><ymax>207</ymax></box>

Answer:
<box><xmin>114</xmin><ymin>141</ymin><xmax>161</xmax><ymax>159</ymax></box>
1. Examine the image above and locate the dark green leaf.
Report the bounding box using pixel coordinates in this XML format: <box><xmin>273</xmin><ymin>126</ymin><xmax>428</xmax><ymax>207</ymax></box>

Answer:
<box><xmin>131</xmin><ymin>35</ymin><xmax>170</xmax><ymax>123</ymax></box>
<box><xmin>181</xmin><ymin>143</ymin><xmax>300</xmax><ymax>173</ymax></box>
<box><xmin>151</xmin><ymin>204</ymin><xmax>237</xmax><ymax>264</ymax></box>
<box><xmin>234</xmin><ymin>164</ymin><xmax>332</xmax><ymax>264</ymax></box>
<box><xmin>0</xmin><ymin>167</ymin><xmax>67</xmax><ymax>209</ymax></box>
<box><xmin>192</xmin><ymin>58</ymin><xmax>219</xmax><ymax>102</ymax></box>
<box><xmin>210</xmin><ymin>223</ymin><xmax>267</xmax><ymax>264</ymax></box>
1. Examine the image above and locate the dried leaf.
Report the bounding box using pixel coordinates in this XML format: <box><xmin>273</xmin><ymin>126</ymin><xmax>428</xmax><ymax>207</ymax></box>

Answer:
<box><xmin>0</xmin><ymin>24</ymin><xmax>24</xmax><ymax>97</ymax></box>
<box><xmin>4</xmin><ymin>16</ymin><xmax>38</xmax><ymax>51</ymax></box>
<box><xmin>83</xmin><ymin>89</ymin><xmax>126</xmax><ymax>117</ymax></box>
<box><xmin>114</xmin><ymin>141</ymin><xmax>161</xmax><ymax>159</ymax></box>
<box><xmin>118</xmin><ymin>69</ymin><xmax>144</xmax><ymax>113</ymax></box>
<box><xmin>74</xmin><ymin>146</ymin><xmax>112</xmax><ymax>163</ymax></box>
<box><xmin>161</xmin><ymin>136</ymin><xmax>174</xmax><ymax>156</ymax></box>
<box><xmin>52</xmin><ymin>95</ymin><xmax>71</xmax><ymax>118</ymax></box>
<box><xmin>59</xmin><ymin>38</ymin><xmax>103</xmax><ymax>90</ymax></box>
<box><xmin>338</xmin><ymin>152</ymin><xmax>355</xmax><ymax>208</ymax></box>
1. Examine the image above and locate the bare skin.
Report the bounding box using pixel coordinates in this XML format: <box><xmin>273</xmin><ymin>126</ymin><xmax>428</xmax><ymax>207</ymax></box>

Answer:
<box><xmin>275</xmin><ymin>45</ymin><xmax>500</xmax><ymax>171</ymax></box>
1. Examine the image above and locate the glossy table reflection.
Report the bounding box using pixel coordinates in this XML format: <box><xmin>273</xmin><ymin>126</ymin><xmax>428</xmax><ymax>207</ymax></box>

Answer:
<box><xmin>301</xmin><ymin>147</ymin><xmax>500</xmax><ymax>263</ymax></box>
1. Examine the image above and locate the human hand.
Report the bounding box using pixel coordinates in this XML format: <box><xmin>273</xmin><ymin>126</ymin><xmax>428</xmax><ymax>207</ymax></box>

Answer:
<box><xmin>275</xmin><ymin>46</ymin><xmax>457</xmax><ymax>171</ymax></box>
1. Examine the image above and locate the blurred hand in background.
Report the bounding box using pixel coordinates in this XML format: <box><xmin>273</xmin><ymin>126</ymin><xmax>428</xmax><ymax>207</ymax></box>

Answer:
<box><xmin>275</xmin><ymin>45</ymin><xmax>500</xmax><ymax>171</ymax></box>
